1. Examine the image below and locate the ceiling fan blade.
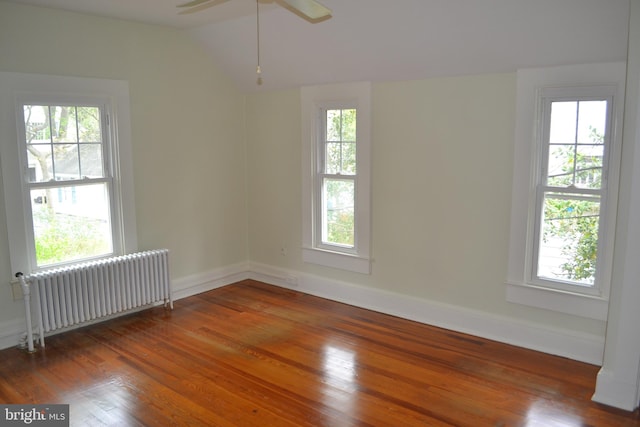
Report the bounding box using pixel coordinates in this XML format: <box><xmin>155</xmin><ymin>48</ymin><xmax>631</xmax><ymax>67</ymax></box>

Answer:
<box><xmin>177</xmin><ymin>0</ymin><xmax>230</xmax><ymax>15</ymax></box>
<box><xmin>279</xmin><ymin>0</ymin><xmax>332</xmax><ymax>20</ymax></box>
<box><xmin>176</xmin><ymin>0</ymin><xmax>213</xmax><ymax>8</ymax></box>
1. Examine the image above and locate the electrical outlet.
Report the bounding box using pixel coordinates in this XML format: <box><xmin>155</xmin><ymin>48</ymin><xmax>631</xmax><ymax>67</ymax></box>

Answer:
<box><xmin>10</xmin><ymin>279</ymin><xmax>23</xmax><ymax>301</ymax></box>
<box><xmin>280</xmin><ymin>246</ymin><xmax>287</xmax><ymax>256</ymax></box>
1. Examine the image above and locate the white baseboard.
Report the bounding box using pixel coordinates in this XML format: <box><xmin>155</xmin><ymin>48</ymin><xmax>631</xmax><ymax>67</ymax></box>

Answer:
<box><xmin>593</xmin><ymin>368</ymin><xmax>640</xmax><ymax>411</ymax></box>
<box><xmin>171</xmin><ymin>261</ymin><xmax>250</xmax><ymax>300</ymax></box>
<box><xmin>248</xmin><ymin>262</ymin><xmax>605</xmax><ymax>365</ymax></box>
<box><xmin>1</xmin><ymin>260</ymin><xmax>605</xmax><ymax>366</ymax></box>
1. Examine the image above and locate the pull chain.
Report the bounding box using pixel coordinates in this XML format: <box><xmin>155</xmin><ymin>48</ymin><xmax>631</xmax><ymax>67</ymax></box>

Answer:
<box><xmin>256</xmin><ymin>0</ymin><xmax>263</xmax><ymax>85</ymax></box>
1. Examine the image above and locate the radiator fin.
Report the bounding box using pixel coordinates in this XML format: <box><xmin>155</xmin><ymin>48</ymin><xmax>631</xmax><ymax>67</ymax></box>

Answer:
<box><xmin>30</xmin><ymin>249</ymin><xmax>171</xmax><ymax>335</ymax></box>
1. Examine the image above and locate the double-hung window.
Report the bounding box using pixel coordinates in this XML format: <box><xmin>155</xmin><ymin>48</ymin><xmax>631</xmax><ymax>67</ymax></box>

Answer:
<box><xmin>506</xmin><ymin>63</ymin><xmax>625</xmax><ymax>320</ymax></box>
<box><xmin>0</xmin><ymin>73</ymin><xmax>137</xmax><ymax>275</ymax></box>
<box><xmin>534</xmin><ymin>91</ymin><xmax>612</xmax><ymax>289</ymax></box>
<box><xmin>21</xmin><ymin>103</ymin><xmax>114</xmax><ymax>268</ymax></box>
<box><xmin>318</xmin><ymin>107</ymin><xmax>357</xmax><ymax>250</ymax></box>
<box><xmin>302</xmin><ymin>82</ymin><xmax>372</xmax><ymax>274</ymax></box>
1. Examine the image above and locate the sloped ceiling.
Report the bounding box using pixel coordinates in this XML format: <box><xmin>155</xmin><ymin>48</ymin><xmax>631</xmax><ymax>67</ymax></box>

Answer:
<box><xmin>4</xmin><ymin>0</ymin><xmax>631</xmax><ymax>92</ymax></box>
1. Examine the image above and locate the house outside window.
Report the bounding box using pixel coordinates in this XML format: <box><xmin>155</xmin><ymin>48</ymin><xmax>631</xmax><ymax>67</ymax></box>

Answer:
<box><xmin>506</xmin><ymin>63</ymin><xmax>626</xmax><ymax>320</ymax></box>
<box><xmin>301</xmin><ymin>82</ymin><xmax>372</xmax><ymax>274</ymax></box>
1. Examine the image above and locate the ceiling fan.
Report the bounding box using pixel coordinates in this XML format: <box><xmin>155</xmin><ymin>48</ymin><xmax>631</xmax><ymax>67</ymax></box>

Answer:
<box><xmin>178</xmin><ymin>0</ymin><xmax>331</xmax><ymax>85</ymax></box>
<box><xmin>176</xmin><ymin>0</ymin><xmax>332</xmax><ymax>21</ymax></box>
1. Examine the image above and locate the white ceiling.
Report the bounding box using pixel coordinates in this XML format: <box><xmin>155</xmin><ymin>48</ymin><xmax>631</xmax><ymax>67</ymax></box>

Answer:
<box><xmin>4</xmin><ymin>0</ymin><xmax>631</xmax><ymax>92</ymax></box>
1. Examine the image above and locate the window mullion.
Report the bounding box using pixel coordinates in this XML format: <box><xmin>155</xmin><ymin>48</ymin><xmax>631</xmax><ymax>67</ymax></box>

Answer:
<box><xmin>27</xmin><ymin>177</ymin><xmax>109</xmax><ymax>190</ymax></box>
<box><xmin>572</xmin><ymin>102</ymin><xmax>580</xmax><ymax>185</ymax></box>
<box><xmin>47</xmin><ymin>106</ymin><xmax>56</xmax><ymax>180</ymax></box>
<box><xmin>541</xmin><ymin>185</ymin><xmax>602</xmax><ymax>197</ymax></box>
<box><xmin>323</xmin><ymin>172</ymin><xmax>354</xmax><ymax>180</ymax></box>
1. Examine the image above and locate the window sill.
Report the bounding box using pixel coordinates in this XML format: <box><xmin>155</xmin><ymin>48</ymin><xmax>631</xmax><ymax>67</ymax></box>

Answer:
<box><xmin>506</xmin><ymin>282</ymin><xmax>609</xmax><ymax>321</ymax></box>
<box><xmin>302</xmin><ymin>247</ymin><xmax>371</xmax><ymax>274</ymax></box>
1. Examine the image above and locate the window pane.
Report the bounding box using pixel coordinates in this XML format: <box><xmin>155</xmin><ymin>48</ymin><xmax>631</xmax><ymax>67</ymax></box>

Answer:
<box><xmin>575</xmin><ymin>144</ymin><xmax>604</xmax><ymax>189</ymax></box>
<box><xmin>537</xmin><ymin>192</ymin><xmax>600</xmax><ymax>286</ymax></box>
<box><xmin>77</xmin><ymin>107</ymin><xmax>102</xmax><ymax>142</ymax></box>
<box><xmin>26</xmin><ymin>144</ymin><xmax>53</xmax><ymax>183</ymax></box>
<box><xmin>326</xmin><ymin>110</ymin><xmax>341</xmax><ymax>141</ymax></box>
<box><xmin>546</xmin><ymin>145</ymin><xmax>575</xmax><ymax>187</ymax></box>
<box><xmin>54</xmin><ymin>144</ymin><xmax>80</xmax><ymax>180</ymax></box>
<box><xmin>50</xmin><ymin>106</ymin><xmax>78</xmax><ymax>143</ymax></box>
<box><xmin>549</xmin><ymin>102</ymin><xmax>577</xmax><ymax>145</ymax></box>
<box><xmin>23</xmin><ymin>105</ymin><xmax>51</xmax><ymax>143</ymax></box>
<box><xmin>322</xmin><ymin>178</ymin><xmax>354</xmax><ymax>247</ymax></box>
<box><xmin>326</xmin><ymin>142</ymin><xmax>341</xmax><ymax>174</ymax></box>
<box><xmin>342</xmin><ymin>142</ymin><xmax>356</xmax><ymax>174</ymax></box>
<box><xmin>31</xmin><ymin>183</ymin><xmax>113</xmax><ymax>267</ymax></box>
<box><xmin>80</xmin><ymin>144</ymin><xmax>104</xmax><ymax>178</ymax></box>
<box><xmin>577</xmin><ymin>101</ymin><xmax>607</xmax><ymax>145</ymax></box>
<box><xmin>342</xmin><ymin>109</ymin><xmax>356</xmax><ymax>142</ymax></box>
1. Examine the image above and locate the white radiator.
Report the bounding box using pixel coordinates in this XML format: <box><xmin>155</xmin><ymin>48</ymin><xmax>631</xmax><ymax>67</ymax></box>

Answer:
<box><xmin>19</xmin><ymin>249</ymin><xmax>172</xmax><ymax>350</ymax></box>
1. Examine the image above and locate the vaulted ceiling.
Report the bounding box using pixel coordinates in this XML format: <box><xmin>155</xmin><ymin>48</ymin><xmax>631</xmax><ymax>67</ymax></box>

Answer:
<box><xmin>4</xmin><ymin>0</ymin><xmax>631</xmax><ymax>92</ymax></box>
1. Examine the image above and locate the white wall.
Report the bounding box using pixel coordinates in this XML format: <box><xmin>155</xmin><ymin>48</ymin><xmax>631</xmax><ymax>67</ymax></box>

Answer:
<box><xmin>0</xmin><ymin>2</ymin><xmax>248</xmax><ymax>342</ymax></box>
<box><xmin>245</xmin><ymin>74</ymin><xmax>608</xmax><ymax>364</ymax></box>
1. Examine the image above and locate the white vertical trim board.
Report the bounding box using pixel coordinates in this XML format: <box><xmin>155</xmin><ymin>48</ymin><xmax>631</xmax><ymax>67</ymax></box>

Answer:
<box><xmin>593</xmin><ymin>0</ymin><xmax>640</xmax><ymax>411</ymax></box>
<box><xmin>594</xmin><ymin>369</ymin><xmax>640</xmax><ymax>412</ymax></box>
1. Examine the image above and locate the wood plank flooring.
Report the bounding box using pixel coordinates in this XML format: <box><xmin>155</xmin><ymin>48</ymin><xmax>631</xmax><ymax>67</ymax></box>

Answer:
<box><xmin>0</xmin><ymin>280</ymin><xmax>638</xmax><ymax>426</ymax></box>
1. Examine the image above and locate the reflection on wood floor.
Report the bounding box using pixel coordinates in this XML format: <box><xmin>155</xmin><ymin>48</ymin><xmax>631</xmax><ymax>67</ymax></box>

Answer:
<box><xmin>1</xmin><ymin>280</ymin><xmax>638</xmax><ymax>426</ymax></box>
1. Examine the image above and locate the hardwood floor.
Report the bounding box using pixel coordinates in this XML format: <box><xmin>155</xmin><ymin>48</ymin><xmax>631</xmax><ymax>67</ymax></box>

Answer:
<box><xmin>0</xmin><ymin>280</ymin><xmax>638</xmax><ymax>426</ymax></box>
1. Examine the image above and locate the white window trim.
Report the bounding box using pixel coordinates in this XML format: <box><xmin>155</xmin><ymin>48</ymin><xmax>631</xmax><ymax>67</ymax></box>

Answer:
<box><xmin>301</xmin><ymin>82</ymin><xmax>372</xmax><ymax>274</ymax></box>
<box><xmin>506</xmin><ymin>63</ymin><xmax>626</xmax><ymax>320</ymax></box>
<box><xmin>0</xmin><ymin>72</ymin><xmax>137</xmax><ymax>275</ymax></box>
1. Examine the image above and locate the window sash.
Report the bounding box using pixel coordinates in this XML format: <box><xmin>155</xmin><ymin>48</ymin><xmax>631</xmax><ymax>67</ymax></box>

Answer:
<box><xmin>28</xmin><ymin>182</ymin><xmax>115</xmax><ymax>267</ymax></box>
<box><xmin>316</xmin><ymin>107</ymin><xmax>358</xmax><ymax>253</ymax></box>
<box><xmin>319</xmin><ymin>175</ymin><xmax>356</xmax><ymax>250</ymax></box>
<box><xmin>531</xmin><ymin>94</ymin><xmax>613</xmax><ymax>292</ymax></box>
<box><xmin>17</xmin><ymin>99</ymin><xmax>117</xmax><ymax>270</ymax></box>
